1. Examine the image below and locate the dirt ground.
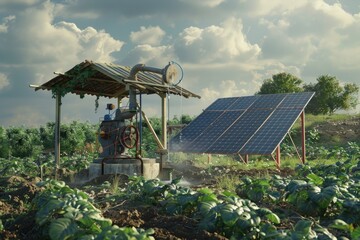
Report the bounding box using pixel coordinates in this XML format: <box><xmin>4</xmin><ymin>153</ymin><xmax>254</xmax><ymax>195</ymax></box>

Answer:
<box><xmin>0</xmin><ymin>162</ymin><xmax>296</xmax><ymax>240</ymax></box>
<box><xmin>314</xmin><ymin>115</ymin><xmax>360</xmax><ymax>145</ymax></box>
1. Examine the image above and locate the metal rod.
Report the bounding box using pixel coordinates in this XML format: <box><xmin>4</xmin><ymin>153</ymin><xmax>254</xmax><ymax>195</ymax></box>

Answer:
<box><xmin>287</xmin><ymin>132</ymin><xmax>302</xmax><ymax>162</ymax></box>
<box><xmin>54</xmin><ymin>93</ymin><xmax>61</xmax><ymax>179</ymax></box>
<box><xmin>301</xmin><ymin>111</ymin><xmax>306</xmax><ymax>164</ymax></box>
<box><xmin>245</xmin><ymin>154</ymin><xmax>249</xmax><ymax>164</ymax></box>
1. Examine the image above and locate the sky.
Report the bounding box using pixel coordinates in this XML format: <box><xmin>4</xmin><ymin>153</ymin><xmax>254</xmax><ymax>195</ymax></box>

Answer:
<box><xmin>0</xmin><ymin>0</ymin><xmax>359</xmax><ymax>127</ymax></box>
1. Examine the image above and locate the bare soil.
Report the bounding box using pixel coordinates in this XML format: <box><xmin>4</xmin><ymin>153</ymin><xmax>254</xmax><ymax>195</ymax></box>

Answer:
<box><xmin>314</xmin><ymin>116</ymin><xmax>360</xmax><ymax>145</ymax></box>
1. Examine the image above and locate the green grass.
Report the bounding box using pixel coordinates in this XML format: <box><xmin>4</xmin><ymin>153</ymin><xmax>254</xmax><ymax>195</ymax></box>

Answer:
<box><xmin>168</xmin><ymin>113</ymin><xmax>359</xmax><ymax>174</ymax></box>
<box><xmin>293</xmin><ymin>113</ymin><xmax>359</xmax><ymax>130</ymax></box>
<box><xmin>214</xmin><ymin>174</ymin><xmax>241</xmax><ymax>192</ymax></box>
<box><xmin>110</xmin><ymin>174</ymin><xmax>121</xmax><ymax>194</ymax></box>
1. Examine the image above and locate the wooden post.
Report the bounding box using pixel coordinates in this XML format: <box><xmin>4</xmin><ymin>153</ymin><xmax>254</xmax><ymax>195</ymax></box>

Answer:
<box><xmin>276</xmin><ymin>145</ymin><xmax>281</xmax><ymax>169</ymax></box>
<box><xmin>54</xmin><ymin>93</ymin><xmax>61</xmax><ymax>179</ymax></box>
<box><xmin>160</xmin><ymin>94</ymin><xmax>167</xmax><ymax>170</ymax></box>
<box><xmin>301</xmin><ymin>111</ymin><xmax>306</xmax><ymax>164</ymax></box>
<box><xmin>245</xmin><ymin>154</ymin><xmax>249</xmax><ymax>164</ymax></box>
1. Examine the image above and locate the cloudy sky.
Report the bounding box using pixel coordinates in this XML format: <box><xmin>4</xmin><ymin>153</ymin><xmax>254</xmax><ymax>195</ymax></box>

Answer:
<box><xmin>0</xmin><ymin>0</ymin><xmax>359</xmax><ymax>127</ymax></box>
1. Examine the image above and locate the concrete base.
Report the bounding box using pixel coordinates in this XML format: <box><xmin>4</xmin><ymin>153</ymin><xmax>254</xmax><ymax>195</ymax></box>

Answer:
<box><xmin>89</xmin><ymin>158</ymin><xmax>160</xmax><ymax>180</ymax></box>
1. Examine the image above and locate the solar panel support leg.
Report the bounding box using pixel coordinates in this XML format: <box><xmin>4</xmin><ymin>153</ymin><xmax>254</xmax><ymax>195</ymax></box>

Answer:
<box><xmin>301</xmin><ymin>111</ymin><xmax>306</xmax><ymax>164</ymax></box>
<box><xmin>276</xmin><ymin>145</ymin><xmax>281</xmax><ymax>169</ymax></box>
<box><xmin>237</xmin><ymin>154</ymin><xmax>248</xmax><ymax>164</ymax></box>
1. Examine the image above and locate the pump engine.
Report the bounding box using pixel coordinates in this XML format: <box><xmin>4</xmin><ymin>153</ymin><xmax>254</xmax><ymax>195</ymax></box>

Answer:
<box><xmin>97</xmin><ymin>104</ymin><xmax>139</xmax><ymax>160</ymax></box>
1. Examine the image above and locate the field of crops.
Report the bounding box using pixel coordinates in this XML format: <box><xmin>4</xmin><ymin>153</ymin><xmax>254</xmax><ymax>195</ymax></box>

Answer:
<box><xmin>0</xmin><ymin>115</ymin><xmax>359</xmax><ymax>239</ymax></box>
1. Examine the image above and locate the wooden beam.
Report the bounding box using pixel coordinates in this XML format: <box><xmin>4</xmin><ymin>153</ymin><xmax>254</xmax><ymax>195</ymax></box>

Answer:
<box><xmin>160</xmin><ymin>94</ymin><xmax>167</xmax><ymax>170</ymax></box>
<box><xmin>276</xmin><ymin>145</ymin><xmax>281</xmax><ymax>169</ymax></box>
<box><xmin>88</xmin><ymin>77</ymin><xmax>119</xmax><ymax>83</ymax></box>
<box><xmin>54</xmin><ymin>93</ymin><xmax>61</xmax><ymax>180</ymax></box>
<box><xmin>141</xmin><ymin>111</ymin><xmax>165</xmax><ymax>150</ymax></box>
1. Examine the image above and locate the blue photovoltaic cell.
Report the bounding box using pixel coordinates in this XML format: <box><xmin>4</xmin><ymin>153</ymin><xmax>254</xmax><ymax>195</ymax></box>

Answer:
<box><xmin>227</xmin><ymin>96</ymin><xmax>258</xmax><ymax>110</ymax></box>
<box><xmin>239</xmin><ymin>109</ymin><xmax>302</xmax><ymax>155</ymax></box>
<box><xmin>170</xmin><ymin>92</ymin><xmax>314</xmax><ymax>155</ymax></box>
<box><xmin>249</xmin><ymin>94</ymin><xmax>285</xmax><ymax>109</ymax></box>
<box><xmin>169</xmin><ymin>110</ymin><xmax>222</xmax><ymax>150</ymax></box>
<box><xmin>207</xmin><ymin>109</ymin><xmax>272</xmax><ymax>154</ymax></box>
<box><xmin>206</xmin><ymin>97</ymin><xmax>238</xmax><ymax>111</ymax></box>
<box><xmin>185</xmin><ymin>110</ymin><xmax>244</xmax><ymax>153</ymax></box>
<box><xmin>278</xmin><ymin>92</ymin><xmax>314</xmax><ymax>108</ymax></box>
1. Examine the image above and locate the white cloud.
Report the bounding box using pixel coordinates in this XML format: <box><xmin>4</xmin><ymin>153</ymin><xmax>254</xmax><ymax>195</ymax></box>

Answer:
<box><xmin>55</xmin><ymin>21</ymin><xmax>124</xmax><ymax>62</ymax></box>
<box><xmin>244</xmin><ymin>0</ymin><xmax>308</xmax><ymax>17</ymax></box>
<box><xmin>0</xmin><ymin>0</ymin><xmax>39</xmax><ymax>4</ymax></box>
<box><xmin>200</xmin><ymin>79</ymin><xmax>250</xmax><ymax>104</ymax></box>
<box><xmin>0</xmin><ymin>15</ymin><xmax>15</xmax><ymax>33</ymax></box>
<box><xmin>0</xmin><ymin>1</ymin><xmax>126</xmax><ymax>126</ymax></box>
<box><xmin>130</xmin><ymin>26</ymin><xmax>166</xmax><ymax>46</ymax></box>
<box><xmin>179</xmin><ymin>0</ymin><xmax>225</xmax><ymax>7</ymax></box>
<box><xmin>121</xmin><ymin>44</ymin><xmax>174</xmax><ymax>66</ymax></box>
<box><xmin>175</xmin><ymin>17</ymin><xmax>261</xmax><ymax>63</ymax></box>
<box><xmin>0</xmin><ymin>1</ymin><xmax>124</xmax><ymax>67</ymax></box>
<box><xmin>0</xmin><ymin>73</ymin><xmax>10</xmax><ymax>90</ymax></box>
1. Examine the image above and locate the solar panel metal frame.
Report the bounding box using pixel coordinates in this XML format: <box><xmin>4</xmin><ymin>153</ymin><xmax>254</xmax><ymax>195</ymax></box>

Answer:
<box><xmin>169</xmin><ymin>92</ymin><xmax>314</xmax><ymax>155</ymax></box>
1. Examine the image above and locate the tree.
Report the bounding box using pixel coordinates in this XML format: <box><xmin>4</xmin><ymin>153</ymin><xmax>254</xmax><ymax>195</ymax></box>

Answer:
<box><xmin>304</xmin><ymin>75</ymin><xmax>359</xmax><ymax>115</ymax></box>
<box><xmin>6</xmin><ymin>126</ymin><xmax>42</xmax><ymax>158</ymax></box>
<box><xmin>0</xmin><ymin>127</ymin><xmax>9</xmax><ymax>158</ymax></box>
<box><xmin>257</xmin><ymin>72</ymin><xmax>303</xmax><ymax>94</ymax></box>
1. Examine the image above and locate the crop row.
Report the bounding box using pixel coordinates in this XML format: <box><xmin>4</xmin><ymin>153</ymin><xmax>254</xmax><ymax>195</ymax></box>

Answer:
<box><xmin>97</xmin><ymin>159</ymin><xmax>359</xmax><ymax>239</ymax></box>
<box><xmin>32</xmin><ymin>179</ymin><xmax>155</xmax><ymax>240</ymax></box>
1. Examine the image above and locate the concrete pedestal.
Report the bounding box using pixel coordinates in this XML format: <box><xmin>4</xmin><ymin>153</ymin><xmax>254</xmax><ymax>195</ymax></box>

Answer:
<box><xmin>89</xmin><ymin>158</ymin><xmax>160</xmax><ymax>180</ymax></box>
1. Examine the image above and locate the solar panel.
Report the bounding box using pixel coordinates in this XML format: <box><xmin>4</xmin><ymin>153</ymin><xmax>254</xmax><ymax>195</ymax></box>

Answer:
<box><xmin>185</xmin><ymin>110</ymin><xmax>245</xmax><ymax>153</ymax></box>
<box><xmin>239</xmin><ymin>108</ymin><xmax>302</xmax><ymax>154</ymax></box>
<box><xmin>278</xmin><ymin>92</ymin><xmax>314</xmax><ymax>109</ymax></box>
<box><xmin>206</xmin><ymin>97</ymin><xmax>238</xmax><ymax>111</ymax></box>
<box><xmin>169</xmin><ymin>92</ymin><xmax>314</xmax><ymax>155</ymax></box>
<box><xmin>170</xmin><ymin>110</ymin><xmax>222</xmax><ymax>151</ymax></box>
<box><xmin>248</xmin><ymin>94</ymin><xmax>285</xmax><ymax>109</ymax></box>
<box><xmin>206</xmin><ymin>109</ymin><xmax>272</xmax><ymax>153</ymax></box>
<box><xmin>227</xmin><ymin>96</ymin><xmax>257</xmax><ymax>110</ymax></box>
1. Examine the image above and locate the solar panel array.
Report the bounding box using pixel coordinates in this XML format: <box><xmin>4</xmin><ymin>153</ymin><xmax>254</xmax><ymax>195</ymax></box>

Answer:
<box><xmin>170</xmin><ymin>92</ymin><xmax>314</xmax><ymax>155</ymax></box>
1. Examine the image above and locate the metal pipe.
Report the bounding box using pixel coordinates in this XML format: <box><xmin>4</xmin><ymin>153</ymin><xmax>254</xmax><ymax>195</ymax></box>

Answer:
<box><xmin>129</xmin><ymin>64</ymin><xmax>164</xmax><ymax>79</ymax></box>
<box><xmin>136</xmin><ymin>155</ymin><xmax>144</xmax><ymax>175</ymax></box>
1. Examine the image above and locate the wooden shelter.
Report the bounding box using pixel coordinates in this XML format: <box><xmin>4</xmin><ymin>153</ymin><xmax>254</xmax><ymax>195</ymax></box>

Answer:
<box><xmin>31</xmin><ymin>60</ymin><xmax>200</xmax><ymax>177</ymax></box>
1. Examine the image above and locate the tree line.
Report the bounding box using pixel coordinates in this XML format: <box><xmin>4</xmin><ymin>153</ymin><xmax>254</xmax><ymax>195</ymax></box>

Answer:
<box><xmin>0</xmin><ymin>115</ymin><xmax>193</xmax><ymax>160</ymax></box>
<box><xmin>257</xmin><ymin>73</ymin><xmax>359</xmax><ymax>115</ymax></box>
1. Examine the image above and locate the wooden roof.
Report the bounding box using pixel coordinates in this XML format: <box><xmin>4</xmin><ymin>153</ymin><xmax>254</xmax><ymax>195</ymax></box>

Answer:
<box><xmin>34</xmin><ymin>60</ymin><xmax>201</xmax><ymax>99</ymax></box>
